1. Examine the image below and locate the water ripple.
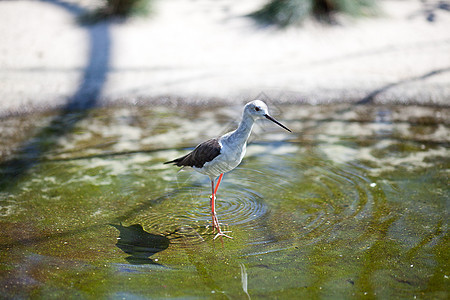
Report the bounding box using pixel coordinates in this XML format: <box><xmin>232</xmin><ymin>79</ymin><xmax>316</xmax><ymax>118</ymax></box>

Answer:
<box><xmin>239</xmin><ymin>151</ymin><xmax>380</xmax><ymax>256</ymax></box>
<box><xmin>185</xmin><ymin>188</ymin><xmax>269</xmax><ymax>227</ymax></box>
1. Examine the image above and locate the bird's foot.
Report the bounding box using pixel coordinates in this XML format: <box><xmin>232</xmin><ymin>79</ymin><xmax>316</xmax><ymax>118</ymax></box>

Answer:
<box><xmin>213</xmin><ymin>230</ymin><xmax>233</xmax><ymax>240</ymax></box>
<box><xmin>212</xmin><ymin>222</ymin><xmax>232</xmax><ymax>239</ymax></box>
<box><xmin>208</xmin><ymin>217</ymin><xmax>232</xmax><ymax>239</ymax></box>
<box><xmin>208</xmin><ymin>211</ymin><xmax>232</xmax><ymax>239</ymax></box>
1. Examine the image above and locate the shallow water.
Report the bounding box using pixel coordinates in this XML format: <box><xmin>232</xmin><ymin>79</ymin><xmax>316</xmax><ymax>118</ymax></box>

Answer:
<box><xmin>0</xmin><ymin>103</ymin><xmax>448</xmax><ymax>298</ymax></box>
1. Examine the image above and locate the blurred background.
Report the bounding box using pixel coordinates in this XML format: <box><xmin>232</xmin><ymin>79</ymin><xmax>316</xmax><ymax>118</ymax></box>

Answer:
<box><xmin>0</xmin><ymin>0</ymin><xmax>449</xmax><ymax>113</ymax></box>
<box><xmin>0</xmin><ymin>1</ymin><xmax>449</xmax><ymax>299</ymax></box>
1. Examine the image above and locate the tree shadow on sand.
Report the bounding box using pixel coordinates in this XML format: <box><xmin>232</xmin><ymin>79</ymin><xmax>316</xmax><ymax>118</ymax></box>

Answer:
<box><xmin>357</xmin><ymin>67</ymin><xmax>450</xmax><ymax>105</ymax></box>
<box><xmin>0</xmin><ymin>0</ymin><xmax>110</xmax><ymax>191</ymax></box>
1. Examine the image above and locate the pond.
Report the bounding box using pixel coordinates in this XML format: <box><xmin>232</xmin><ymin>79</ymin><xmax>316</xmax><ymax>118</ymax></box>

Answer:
<box><xmin>0</xmin><ymin>103</ymin><xmax>448</xmax><ymax>298</ymax></box>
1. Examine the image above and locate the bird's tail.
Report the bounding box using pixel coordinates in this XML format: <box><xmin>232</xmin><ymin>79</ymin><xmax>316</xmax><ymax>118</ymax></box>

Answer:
<box><xmin>163</xmin><ymin>154</ymin><xmax>188</xmax><ymax>166</ymax></box>
<box><xmin>163</xmin><ymin>159</ymin><xmax>177</xmax><ymax>165</ymax></box>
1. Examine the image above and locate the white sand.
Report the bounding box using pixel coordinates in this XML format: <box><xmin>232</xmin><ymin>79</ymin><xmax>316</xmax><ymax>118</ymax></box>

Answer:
<box><xmin>0</xmin><ymin>0</ymin><xmax>449</xmax><ymax>113</ymax></box>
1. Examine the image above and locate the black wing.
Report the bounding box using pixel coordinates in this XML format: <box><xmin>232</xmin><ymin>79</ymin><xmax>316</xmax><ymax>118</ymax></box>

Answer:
<box><xmin>164</xmin><ymin>138</ymin><xmax>221</xmax><ymax>168</ymax></box>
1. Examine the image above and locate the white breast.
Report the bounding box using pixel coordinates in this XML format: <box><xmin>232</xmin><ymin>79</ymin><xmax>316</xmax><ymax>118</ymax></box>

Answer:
<box><xmin>194</xmin><ymin>137</ymin><xmax>247</xmax><ymax>178</ymax></box>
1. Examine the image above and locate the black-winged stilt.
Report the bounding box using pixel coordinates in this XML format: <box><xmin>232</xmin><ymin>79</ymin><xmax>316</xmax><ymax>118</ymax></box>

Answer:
<box><xmin>164</xmin><ymin>100</ymin><xmax>291</xmax><ymax>239</ymax></box>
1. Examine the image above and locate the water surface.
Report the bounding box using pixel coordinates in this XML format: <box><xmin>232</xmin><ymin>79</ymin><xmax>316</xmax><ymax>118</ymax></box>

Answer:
<box><xmin>0</xmin><ymin>103</ymin><xmax>448</xmax><ymax>298</ymax></box>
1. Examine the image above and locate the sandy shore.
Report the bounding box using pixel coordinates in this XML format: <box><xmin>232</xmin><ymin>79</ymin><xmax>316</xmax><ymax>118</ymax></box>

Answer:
<box><xmin>0</xmin><ymin>0</ymin><xmax>449</xmax><ymax>114</ymax></box>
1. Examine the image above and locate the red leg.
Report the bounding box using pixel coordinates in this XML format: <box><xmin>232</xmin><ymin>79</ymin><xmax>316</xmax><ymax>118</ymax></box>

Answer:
<box><xmin>209</xmin><ymin>174</ymin><xmax>232</xmax><ymax>239</ymax></box>
<box><xmin>210</xmin><ymin>179</ymin><xmax>217</xmax><ymax>232</ymax></box>
<box><xmin>214</xmin><ymin>173</ymin><xmax>223</xmax><ymax>195</ymax></box>
<box><xmin>211</xmin><ymin>173</ymin><xmax>224</xmax><ymax>231</ymax></box>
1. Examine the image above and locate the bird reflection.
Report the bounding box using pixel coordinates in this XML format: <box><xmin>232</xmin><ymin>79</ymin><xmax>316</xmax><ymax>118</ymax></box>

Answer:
<box><xmin>110</xmin><ymin>223</ymin><xmax>170</xmax><ymax>265</ymax></box>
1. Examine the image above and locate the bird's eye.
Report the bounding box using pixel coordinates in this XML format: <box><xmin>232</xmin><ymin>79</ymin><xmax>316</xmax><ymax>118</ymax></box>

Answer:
<box><xmin>255</xmin><ymin>107</ymin><xmax>260</xmax><ymax>111</ymax></box>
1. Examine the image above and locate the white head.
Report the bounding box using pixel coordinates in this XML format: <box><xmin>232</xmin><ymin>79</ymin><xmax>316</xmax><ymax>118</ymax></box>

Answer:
<box><xmin>243</xmin><ymin>100</ymin><xmax>291</xmax><ymax>132</ymax></box>
<box><xmin>244</xmin><ymin>100</ymin><xmax>269</xmax><ymax>119</ymax></box>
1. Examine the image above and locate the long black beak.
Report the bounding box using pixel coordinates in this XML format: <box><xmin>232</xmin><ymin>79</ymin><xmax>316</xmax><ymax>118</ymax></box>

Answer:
<box><xmin>264</xmin><ymin>114</ymin><xmax>292</xmax><ymax>132</ymax></box>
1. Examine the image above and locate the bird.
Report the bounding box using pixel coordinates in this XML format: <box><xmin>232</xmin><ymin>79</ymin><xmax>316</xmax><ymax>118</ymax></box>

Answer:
<box><xmin>164</xmin><ymin>100</ymin><xmax>291</xmax><ymax>239</ymax></box>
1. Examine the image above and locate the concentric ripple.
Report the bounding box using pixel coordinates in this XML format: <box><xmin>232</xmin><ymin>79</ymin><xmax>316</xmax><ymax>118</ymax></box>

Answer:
<box><xmin>239</xmin><ymin>151</ymin><xmax>382</xmax><ymax>256</ymax></box>
<box><xmin>130</xmin><ymin>179</ymin><xmax>271</xmax><ymax>245</ymax></box>
<box><xmin>185</xmin><ymin>187</ymin><xmax>269</xmax><ymax>227</ymax></box>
